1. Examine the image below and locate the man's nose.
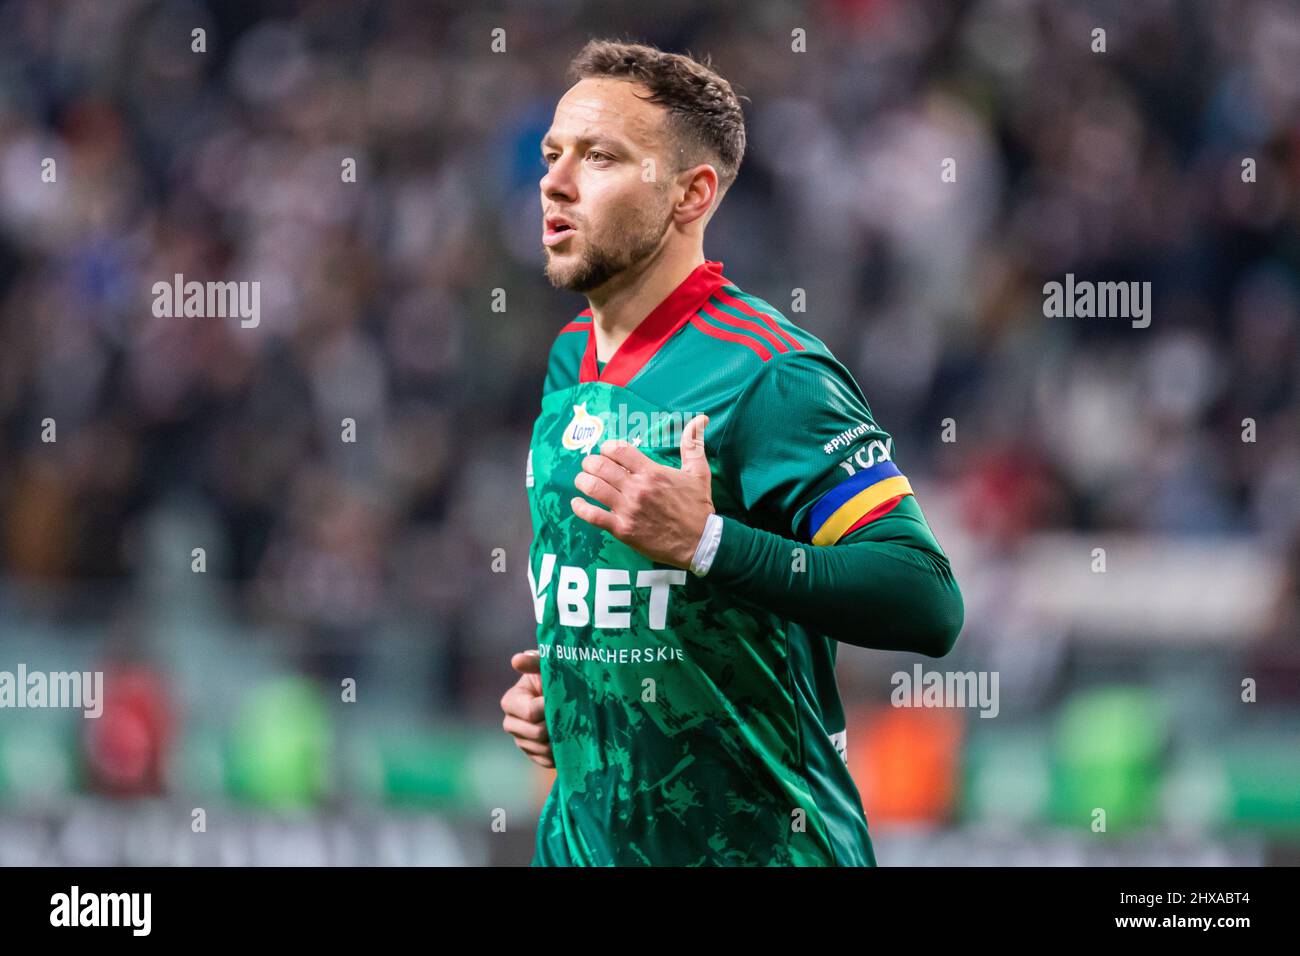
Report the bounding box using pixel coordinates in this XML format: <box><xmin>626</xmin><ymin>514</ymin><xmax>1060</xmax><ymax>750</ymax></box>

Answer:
<box><xmin>540</xmin><ymin>155</ymin><xmax>576</xmax><ymax>201</ymax></box>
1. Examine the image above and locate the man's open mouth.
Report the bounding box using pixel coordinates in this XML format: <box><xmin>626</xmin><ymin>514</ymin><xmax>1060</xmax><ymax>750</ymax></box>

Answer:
<box><xmin>543</xmin><ymin>222</ymin><xmax>576</xmax><ymax>247</ymax></box>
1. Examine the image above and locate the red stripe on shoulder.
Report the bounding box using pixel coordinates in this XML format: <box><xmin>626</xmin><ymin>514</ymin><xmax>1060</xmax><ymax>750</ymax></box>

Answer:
<box><xmin>713</xmin><ymin>288</ymin><xmax>803</xmax><ymax>352</ymax></box>
<box><xmin>689</xmin><ymin>314</ymin><xmax>773</xmax><ymax>362</ymax></box>
<box><xmin>841</xmin><ymin>495</ymin><xmax>906</xmax><ymax>538</ymax></box>
<box><xmin>700</xmin><ymin>298</ymin><xmax>789</xmax><ymax>355</ymax></box>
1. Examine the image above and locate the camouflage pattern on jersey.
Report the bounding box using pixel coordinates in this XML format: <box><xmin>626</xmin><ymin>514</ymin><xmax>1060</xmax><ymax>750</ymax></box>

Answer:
<box><xmin>529</xmin><ymin>379</ymin><xmax>875</xmax><ymax>866</ymax></box>
<box><xmin>527</xmin><ymin>262</ymin><xmax>881</xmax><ymax>867</ymax></box>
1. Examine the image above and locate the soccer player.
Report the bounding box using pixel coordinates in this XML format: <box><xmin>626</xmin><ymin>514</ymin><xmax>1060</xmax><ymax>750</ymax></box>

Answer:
<box><xmin>500</xmin><ymin>40</ymin><xmax>963</xmax><ymax>866</ymax></box>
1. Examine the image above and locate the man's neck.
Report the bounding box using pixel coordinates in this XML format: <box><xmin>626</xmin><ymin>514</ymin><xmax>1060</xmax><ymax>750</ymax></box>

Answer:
<box><xmin>587</xmin><ymin>245</ymin><xmax>705</xmax><ymax>362</ymax></box>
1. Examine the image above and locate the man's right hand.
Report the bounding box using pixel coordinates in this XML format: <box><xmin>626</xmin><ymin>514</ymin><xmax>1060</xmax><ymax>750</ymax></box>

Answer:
<box><xmin>500</xmin><ymin>650</ymin><xmax>554</xmax><ymax>769</ymax></box>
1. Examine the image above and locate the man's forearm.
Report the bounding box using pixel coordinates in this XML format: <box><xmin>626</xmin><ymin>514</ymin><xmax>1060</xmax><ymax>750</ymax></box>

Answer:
<box><xmin>702</xmin><ymin>514</ymin><xmax>964</xmax><ymax>657</ymax></box>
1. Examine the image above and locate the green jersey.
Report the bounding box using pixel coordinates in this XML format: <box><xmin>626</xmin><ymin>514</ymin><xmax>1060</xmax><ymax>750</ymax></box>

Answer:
<box><xmin>527</xmin><ymin>260</ymin><xmax>912</xmax><ymax>866</ymax></box>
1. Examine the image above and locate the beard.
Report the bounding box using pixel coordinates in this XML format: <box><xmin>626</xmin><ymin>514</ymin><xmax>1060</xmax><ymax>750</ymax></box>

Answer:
<box><xmin>544</xmin><ymin>197</ymin><xmax>670</xmax><ymax>294</ymax></box>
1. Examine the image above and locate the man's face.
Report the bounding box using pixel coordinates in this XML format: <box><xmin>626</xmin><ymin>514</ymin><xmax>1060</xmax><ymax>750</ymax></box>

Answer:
<box><xmin>540</xmin><ymin>78</ymin><xmax>676</xmax><ymax>293</ymax></box>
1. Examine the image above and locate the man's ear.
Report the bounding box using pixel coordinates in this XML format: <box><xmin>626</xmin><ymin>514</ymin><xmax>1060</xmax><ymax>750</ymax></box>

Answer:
<box><xmin>674</xmin><ymin>163</ymin><xmax>719</xmax><ymax>226</ymax></box>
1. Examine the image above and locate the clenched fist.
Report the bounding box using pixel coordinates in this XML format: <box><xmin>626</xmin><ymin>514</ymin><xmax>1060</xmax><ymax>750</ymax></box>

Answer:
<box><xmin>500</xmin><ymin>650</ymin><xmax>553</xmax><ymax>769</ymax></box>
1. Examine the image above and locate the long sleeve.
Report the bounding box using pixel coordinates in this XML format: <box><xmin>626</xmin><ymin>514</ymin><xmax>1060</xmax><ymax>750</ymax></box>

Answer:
<box><xmin>705</xmin><ymin>496</ymin><xmax>964</xmax><ymax>658</ymax></box>
<box><xmin>709</xmin><ymin>347</ymin><xmax>963</xmax><ymax>656</ymax></box>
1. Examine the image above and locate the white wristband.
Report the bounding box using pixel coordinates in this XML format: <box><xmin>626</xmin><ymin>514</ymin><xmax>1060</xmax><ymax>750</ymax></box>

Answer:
<box><xmin>689</xmin><ymin>513</ymin><xmax>724</xmax><ymax>577</ymax></box>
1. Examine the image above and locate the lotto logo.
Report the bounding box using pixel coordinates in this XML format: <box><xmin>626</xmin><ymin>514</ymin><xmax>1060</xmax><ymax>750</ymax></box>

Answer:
<box><xmin>562</xmin><ymin>403</ymin><xmax>604</xmax><ymax>454</ymax></box>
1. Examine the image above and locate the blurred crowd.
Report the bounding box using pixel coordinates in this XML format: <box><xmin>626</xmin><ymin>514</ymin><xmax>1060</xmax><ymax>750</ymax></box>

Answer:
<box><xmin>0</xmin><ymin>0</ymin><xmax>1297</xmax><ymax>733</ymax></box>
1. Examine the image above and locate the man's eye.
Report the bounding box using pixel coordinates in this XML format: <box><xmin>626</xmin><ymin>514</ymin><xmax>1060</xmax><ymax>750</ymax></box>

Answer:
<box><xmin>587</xmin><ymin>151</ymin><xmax>611</xmax><ymax>163</ymax></box>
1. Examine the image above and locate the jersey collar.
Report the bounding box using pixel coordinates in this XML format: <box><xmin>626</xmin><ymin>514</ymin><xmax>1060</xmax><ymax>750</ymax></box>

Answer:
<box><xmin>579</xmin><ymin>259</ymin><xmax>727</xmax><ymax>387</ymax></box>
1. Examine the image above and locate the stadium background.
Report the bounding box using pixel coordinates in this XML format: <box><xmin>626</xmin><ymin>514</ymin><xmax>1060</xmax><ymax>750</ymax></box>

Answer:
<box><xmin>0</xmin><ymin>0</ymin><xmax>1297</xmax><ymax>865</ymax></box>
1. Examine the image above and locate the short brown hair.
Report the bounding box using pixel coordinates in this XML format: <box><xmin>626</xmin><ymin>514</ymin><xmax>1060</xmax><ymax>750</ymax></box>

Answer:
<box><xmin>566</xmin><ymin>39</ymin><xmax>747</xmax><ymax>196</ymax></box>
